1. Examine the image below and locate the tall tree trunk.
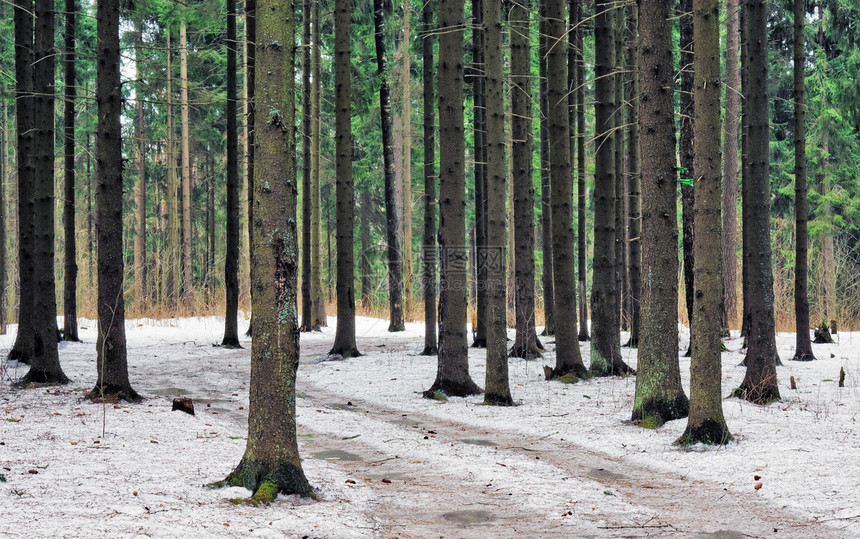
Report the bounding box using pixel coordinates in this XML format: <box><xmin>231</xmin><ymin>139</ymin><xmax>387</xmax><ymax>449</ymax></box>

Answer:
<box><xmin>740</xmin><ymin>2</ymin><xmax>750</xmax><ymax>340</ymax></box>
<box><xmin>166</xmin><ymin>30</ymin><xmax>180</xmax><ymax>311</ymax></box>
<box><xmin>538</xmin><ymin>0</ymin><xmax>554</xmax><ymax>336</ymax></box>
<box><xmin>471</xmin><ymin>0</ymin><xmax>488</xmax><ymax>348</ymax></box>
<box><xmin>575</xmin><ymin>0</ymin><xmax>588</xmax><ymax>342</ymax></box>
<box><xmin>424</xmin><ymin>0</ymin><xmax>481</xmax><ymax>398</ymax></box>
<box><xmin>625</xmin><ymin>1</ymin><xmax>641</xmax><ymax>348</ymax></box>
<box><xmin>737</xmin><ymin>0</ymin><xmax>780</xmax><ymax>403</ymax></box>
<box><xmin>180</xmin><ymin>20</ymin><xmax>193</xmax><ymax>310</ymax></box>
<box><xmin>86</xmin><ymin>114</ymin><xmax>93</xmax><ymax>290</ymax></box>
<box><xmin>134</xmin><ymin>18</ymin><xmax>146</xmax><ymax>315</ymax></box>
<box><xmin>546</xmin><ymin>0</ymin><xmax>588</xmax><ymax>380</ymax></box>
<box><xmin>590</xmin><ymin>0</ymin><xmax>625</xmax><ymax>374</ymax></box>
<box><xmin>482</xmin><ymin>0</ymin><xmax>512</xmax><ymax>405</ymax></box>
<box><xmin>791</xmin><ymin>0</ymin><xmax>813</xmax><ymax>361</ymax></box>
<box><xmin>615</xmin><ymin>6</ymin><xmax>628</xmax><ymax>336</ymax></box>
<box><xmin>816</xmin><ymin>8</ymin><xmax>834</xmax><ymax>327</ymax></box>
<box><xmin>632</xmin><ymin>0</ymin><xmax>689</xmax><ymax>426</ymax></box>
<box><xmin>208</xmin><ymin>151</ymin><xmax>216</xmax><ymax>306</ymax></box>
<box><xmin>722</xmin><ymin>0</ymin><xmax>740</xmax><ymax>329</ymax></box>
<box><xmin>374</xmin><ymin>0</ymin><xmax>406</xmax><ymax>332</ymax></box>
<box><xmin>420</xmin><ymin>0</ymin><xmax>438</xmax><ymax>356</ymax></box>
<box><xmin>330</xmin><ymin>0</ymin><xmax>361</xmax><ymax>357</ymax></box>
<box><xmin>218</xmin><ymin>0</ymin><xmax>313</xmax><ymax>501</ymax></box>
<box><xmin>62</xmin><ymin>0</ymin><xmax>79</xmax><ymax>341</ymax></box>
<box><xmin>509</xmin><ymin>0</ymin><xmax>541</xmax><ymax>360</ymax></box>
<box><xmin>22</xmin><ymin>0</ymin><xmax>68</xmax><ymax>385</ymax></box>
<box><xmin>300</xmin><ymin>0</ymin><xmax>315</xmax><ymax>332</ymax></box>
<box><xmin>0</xmin><ymin>86</ymin><xmax>6</xmax><ymax>335</ymax></box>
<box><xmin>360</xmin><ymin>190</ymin><xmax>371</xmax><ymax>307</ymax></box>
<box><xmin>245</xmin><ymin>0</ymin><xmax>256</xmax><ymax>336</ymax></box>
<box><xmin>675</xmin><ymin>0</ymin><xmax>731</xmax><ymax>446</ymax></box>
<box><xmin>679</xmin><ymin>0</ymin><xmax>695</xmax><ymax>355</ymax></box>
<box><xmin>9</xmin><ymin>0</ymin><xmax>36</xmax><ymax>364</ymax></box>
<box><xmin>91</xmin><ymin>0</ymin><xmax>138</xmax><ymax>401</ymax></box>
<box><xmin>311</xmin><ymin>0</ymin><xmax>325</xmax><ymax>327</ymax></box>
<box><xmin>402</xmin><ymin>0</ymin><xmax>413</xmax><ymax>321</ymax></box>
<box><xmin>222</xmin><ymin>0</ymin><xmax>241</xmax><ymax>346</ymax></box>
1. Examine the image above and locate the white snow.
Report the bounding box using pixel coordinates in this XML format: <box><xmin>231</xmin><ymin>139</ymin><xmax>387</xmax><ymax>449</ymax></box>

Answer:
<box><xmin>1</xmin><ymin>314</ymin><xmax>858</xmax><ymax>537</ymax></box>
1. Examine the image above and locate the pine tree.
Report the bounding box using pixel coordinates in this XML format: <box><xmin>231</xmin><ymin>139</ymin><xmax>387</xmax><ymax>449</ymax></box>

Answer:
<box><xmin>420</xmin><ymin>0</ymin><xmax>438</xmax><ymax>356</ymax></box>
<box><xmin>62</xmin><ymin>0</ymin><xmax>79</xmax><ymax>342</ymax></box>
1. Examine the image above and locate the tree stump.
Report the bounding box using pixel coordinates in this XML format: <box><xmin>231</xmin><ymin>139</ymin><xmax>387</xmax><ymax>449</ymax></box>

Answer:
<box><xmin>830</xmin><ymin>319</ymin><xmax>837</xmax><ymax>335</ymax></box>
<box><xmin>813</xmin><ymin>322</ymin><xmax>833</xmax><ymax>344</ymax></box>
<box><xmin>172</xmin><ymin>397</ymin><xmax>195</xmax><ymax>415</ymax></box>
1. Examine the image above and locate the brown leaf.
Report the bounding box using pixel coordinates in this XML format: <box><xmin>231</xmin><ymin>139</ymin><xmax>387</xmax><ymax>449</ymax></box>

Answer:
<box><xmin>754</xmin><ymin>482</ymin><xmax>763</xmax><ymax>490</ymax></box>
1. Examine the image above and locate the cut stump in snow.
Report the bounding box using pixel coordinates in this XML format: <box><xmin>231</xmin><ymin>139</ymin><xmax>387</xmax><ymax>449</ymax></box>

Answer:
<box><xmin>172</xmin><ymin>397</ymin><xmax>195</xmax><ymax>415</ymax></box>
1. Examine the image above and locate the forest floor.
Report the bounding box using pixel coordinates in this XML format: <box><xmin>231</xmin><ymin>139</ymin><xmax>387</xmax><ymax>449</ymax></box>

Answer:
<box><xmin>1</xmin><ymin>315</ymin><xmax>858</xmax><ymax>538</ymax></box>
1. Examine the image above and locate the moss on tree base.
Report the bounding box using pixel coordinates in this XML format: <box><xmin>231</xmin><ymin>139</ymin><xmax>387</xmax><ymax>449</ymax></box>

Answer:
<box><xmin>589</xmin><ymin>350</ymin><xmax>635</xmax><ymax>377</ymax></box>
<box><xmin>214</xmin><ymin>458</ymin><xmax>314</xmax><ymax>504</ymax></box>
<box><xmin>483</xmin><ymin>392</ymin><xmax>515</xmax><ymax>406</ymax></box>
<box><xmin>631</xmin><ymin>393</ymin><xmax>689</xmax><ymax>427</ymax></box>
<box><xmin>508</xmin><ymin>342</ymin><xmax>543</xmax><ymax>361</ymax></box>
<box><xmin>731</xmin><ymin>383</ymin><xmax>780</xmax><ymax>405</ymax></box>
<box><xmin>673</xmin><ymin>419</ymin><xmax>733</xmax><ymax>447</ymax></box>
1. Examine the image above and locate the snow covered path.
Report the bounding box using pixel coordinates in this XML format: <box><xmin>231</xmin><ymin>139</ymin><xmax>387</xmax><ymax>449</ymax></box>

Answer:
<box><xmin>1</xmin><ymin>315</ymin><xmax>858</xmax><ymax>537</ymax></box>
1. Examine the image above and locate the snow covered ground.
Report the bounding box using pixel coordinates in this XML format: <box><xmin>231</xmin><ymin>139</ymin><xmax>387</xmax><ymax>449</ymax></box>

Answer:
<box><xmin>1</xmin><ymin>315</ymin><xmax>858</xmax><ymax>537</ymax></box>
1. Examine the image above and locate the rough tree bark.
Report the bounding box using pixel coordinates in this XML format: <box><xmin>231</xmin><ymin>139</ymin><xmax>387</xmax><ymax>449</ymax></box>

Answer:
<box><xmin>166</xmin><ymin>30</ymin><xmax>181</xmax><ymax>311</ymax></box>
<box><xmin>180</xmin><ymin>20</ymin><xmax>193</xmax><ymax>310</ymax></box>
<box><xmin>420</xmin><ymin>0</ymin><xmax>438</xmax><ymax>356</ymax></box>
<box><xmin>311</xmin><ymin>0</ymin><xmax>325</xmax><ymax>327</ymax></box>
<box><xmin>625</xmin><ymin>0</ymin><xmax>641</xmax><ymax>348</ymax></box>
<box><xmin>222</xmin><ymin>0</ymin><xmax>242</xmax><ymax>347</ymax></box>
<box><xmin>509</xmin><ymin>0</ymin><xmax>542</xmax><ymax>360</ymax></box>
<box><xmin>675</xmin><ymin>0</ymin><xmax>732</xmax><ymax>446</ymax></box>
<box><xmin>244</xmin><ymin>0</ymin><xmax>257</xmax><ymax>336</ymax></box>
<box><xmin>482</xmin><ymin>0</ymin><xmax>513</xmax><ymax>405</ymax></box>
<box><xmin>402</xmin><ymin>0</ymin><xmax>413</xmax><ymax>321</ymax></box>
<box><xmin>679</xmin><ymin>0</ymin><xmax>695</xmax><ymax>356</ymax></box>
<box><xmin>63</xmin><ymin>0</ymin><xmax>80</xmax><ymax>342</ymax></box>
<box><xmin>374</xmin><ymin>0</ymin><xmax>406</xmax><ymax>332</ymax></box>
<box><xmin>591</xmin><ymin>0</ymin><xmax>630</xmax><ymax>376</ymax></box>
<box><xmin>216</xmin><ymin>0</ymin><xmax>314</xmax><ymax>501</ymax></box>
<box><xmin>8</xmin><ymin>0</ymin><xmax>36</xmax><ymax>364</ymax></box>
<box><xmin>21</xmin><ymin>0</ymin><xmax>69</xmax><ymax>385</ymax></box>
<box><xmin>575</xmin><ymin>0</ymin><xmax>589</xmax><ymax>342</ymax></box>
<box><xmin>538</xmin><ymin>0</ymin><xmax>554</xmax><ymax>337</ymax></box>
<box><xmin>631</xmin><ymin>0</ymin><xmax>689</xmax><ymax>426</ymax></box>
<box><xmin>300</xmin><ymin>0</ymin><xmax>315</xmax><ymax>332</ymax></box>
<box><xmin>330</xmin><ymin>0</ymin><xmax>361</xmax><ymax>357</ymax></box>
<box><xmin>722</xmin><ymin>0</ymin><xmax>740</xmax><ymax>329</ymax></box>
<box><xmin>424</xmin><ymin>0</ymin><xmax>481</xmax><ymax>398</ymax></box>
<box><xmin>736</xmin><ymin>0</ymin><xmax>780</xmax><ymax>403</ymax></box>
<box><xmin>547</xmin><ymin>0</ymin><xmax>588</xmax><ymax>380</ymax></box>
<box><xmin>471</xmin><ymin>0</ymin><xmax>488</xmax><ymax>348</ymax></box>
<box><xmin>90</xmin><ymin>0</ymin><xmax>139</xmax><ymax>401</ymax></box>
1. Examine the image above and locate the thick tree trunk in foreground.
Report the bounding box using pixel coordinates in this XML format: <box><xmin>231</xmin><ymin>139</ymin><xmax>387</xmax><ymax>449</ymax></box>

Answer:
<box><xmin>509</xmin><ymin>0</ymin><xmax>541</xmax><ymax>360</ymax></box>
<box><xmin>91</xmin><ymin>0</ymin><xmax>138</xmax><ymax>401</ymax></box>
<box><xmin>676</xmin><ymin>0</ymin><xmax>731</xmax><ymax>446</ymax></box>
<box><xmin>590</xmin><ymin>0</ymin><xmax>628</xmax><ymax>375</ymax></box>
<box><xmin>482</xmin><ymin>0</ymin><xmax>512</xmax><ymax>405</ymax></box>
<box><xmin>420</xmin><ymin>0</ymin><xmax>438</xmax><ymax>356</ymax></box>
<box><xmin>722</xmin><ymin>0</ymin><xmax>740</xmax><ymax>329</ymax></box>
<box><xmin>736</xmin><ymin>0</ymin><xmax>780</xmax><ymax>403</ymax></box>
<box><xmin>424</xmin><ymin>0</ymin><xmax>481</xmax><ymax>398</ymax></box>
<box><xmin>9</xmin><ymin>0</ymin><xmax>36</xmax><ymax>364</ymax></box>
<box><xmin>330</xmin><ymin>0</ymin><xmax>360</xmax><ymax>358</ymax></box>
<box><xmin>63</xmin><ymin>0</ymin><xmax>80</xmax><ymax>342</ymax></box>
<box><xmin>547</xmin><ymin>0</ymin><xmax>588</xmax><ymax>380</ymax></box>
<box><xmin>632</xmin><ymin>0</ymin><xmax>688</xmax><ymax>426</ymax></box>
<box><xmin>222</xmin><ymin>0</ymin><xmax>241</xmax><ymax>347</ymax></box>
<box><xmin>21</xmin><ymin>0</ymin><xmax>69</xmax><ymax>385</ymax></box>
<box><xmin>218</xmin><ymin>0</ymin><xmax>313</xmax><ymax>501</ymax></box>
<box><xmin>374</xmin><ymin>0</ymin><xmax>406</xmax><ymax>332</ymax></box>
